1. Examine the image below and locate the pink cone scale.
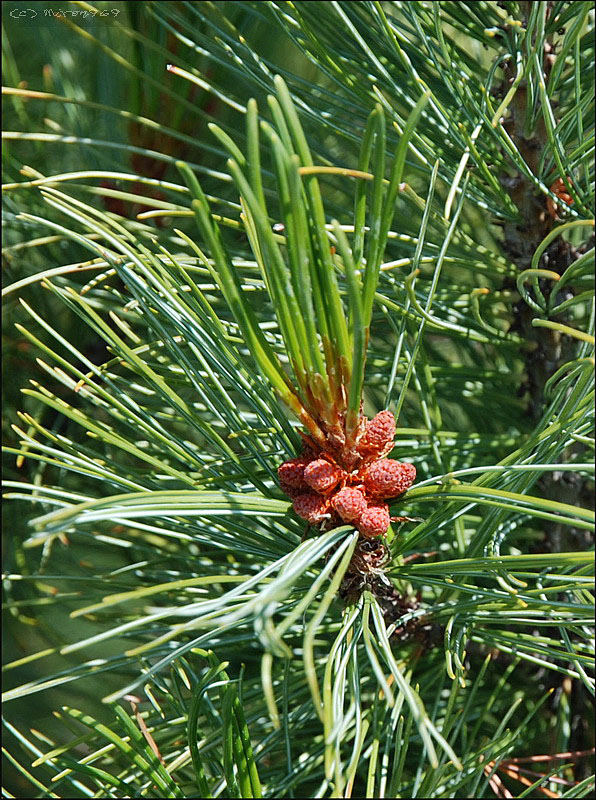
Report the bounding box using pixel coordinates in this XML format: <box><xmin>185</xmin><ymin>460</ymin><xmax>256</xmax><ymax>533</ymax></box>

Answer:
<box><xmin>332</xmin><ymin>487</ymin><xmax>367</xmax><ymax>523</ymax></box>
<box><xmin>303</xmin><ymin>459</ymin><xmax>344</xmax><ymax>494</ymax></box>
<box><xmin>358</xmin><ymin>504</ymin><xmax>391</xmax><ymax>538</ymax></box>
<box><xmin>363</xmin><ymin>459</ymin><xmax>416</xmax><ymax>499</ymax></box>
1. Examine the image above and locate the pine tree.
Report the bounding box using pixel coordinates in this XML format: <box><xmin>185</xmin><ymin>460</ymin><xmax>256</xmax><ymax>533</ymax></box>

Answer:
<box><xmin>3</xmin><ymin>2</ymin><xmax>594</xmax><ymax>797</ymax></box>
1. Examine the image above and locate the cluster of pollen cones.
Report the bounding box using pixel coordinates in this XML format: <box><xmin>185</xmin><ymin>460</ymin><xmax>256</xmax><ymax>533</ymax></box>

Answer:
<box><xmin>278</xmin><ymin>410</ymin><xmax>416</xmax><ymax>538</ymax></box>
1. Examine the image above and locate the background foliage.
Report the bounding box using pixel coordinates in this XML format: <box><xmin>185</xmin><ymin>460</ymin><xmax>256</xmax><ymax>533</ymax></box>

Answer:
<box><xmin>2</xmin><ymin>1</ymin><xmax>594</xmax><ymax>798</ymax></box>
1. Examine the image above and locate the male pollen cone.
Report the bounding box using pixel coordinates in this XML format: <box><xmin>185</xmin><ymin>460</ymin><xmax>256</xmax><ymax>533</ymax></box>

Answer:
<box><xmin>358</xmin><ymin>410</ymin><xmax>396</xmax><ymax>454</ymax></box>
<box><xmin>363</xmin><ymin>459</ymin><xmax>416</xmax><ymax>499</ymax></box>
<box><xmin>293</xmin><ymin>492</ymin><xmax>329</xmax><ymax>524</ymax></box>
<box><xmin>277</xmin><ymin>457</ymin><xmax>308</xmax><ymax>490</ymax></box>
<box><xmin>303</xmin><ymin>459</ymin><xmax>344</xmax><ymax>494</ymax></box>
<box><xmin>332</xmin><ymin>487</ymin><xmax>367</xmax><ymax>523</ymax></box>
<box><xmin>358</xmin><ymin>504</ymin><xmax>391</xmax><ymax>537</ymax></box>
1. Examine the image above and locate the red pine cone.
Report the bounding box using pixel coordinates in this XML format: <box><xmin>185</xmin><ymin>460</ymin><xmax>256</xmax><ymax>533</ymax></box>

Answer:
<box><xmin>277</xmin><ymin>457</ymin><xmax>308</xmax><ymax>490</ymax></box>
<box><xmin>293</xmin><ymin>492</ymin><xmax>329</xmax><ymax>524</ymax></box>
<box><xmin>358</xmin><ymin>503</ymin><xmax>391</xmax><ymax>537</ymax></box>
<box><xmin>303</xmin><ymin>459</ymin><xmax>344</xmax><ymax>494</ymax></box>
<box><xmin>358</xmin><ymin>410</ymin><xmax>396</xmax><ymax>455</ymax></box>
<box><xmin>331</xmin><ymin>487</ymin><xmax>367</xmax><ymax>523</ymax></box>
<box><xmin>362</xmin><ymin>459</ymin><xmax>416</xmax><ymax>499</ymax></box>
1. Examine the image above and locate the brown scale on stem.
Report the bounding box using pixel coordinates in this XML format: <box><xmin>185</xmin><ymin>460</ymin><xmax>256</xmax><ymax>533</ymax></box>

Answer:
<box><xmin>278</xmin><ymin>404</ymin><xmax>420</xmax><ymax>611</ymax></box>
